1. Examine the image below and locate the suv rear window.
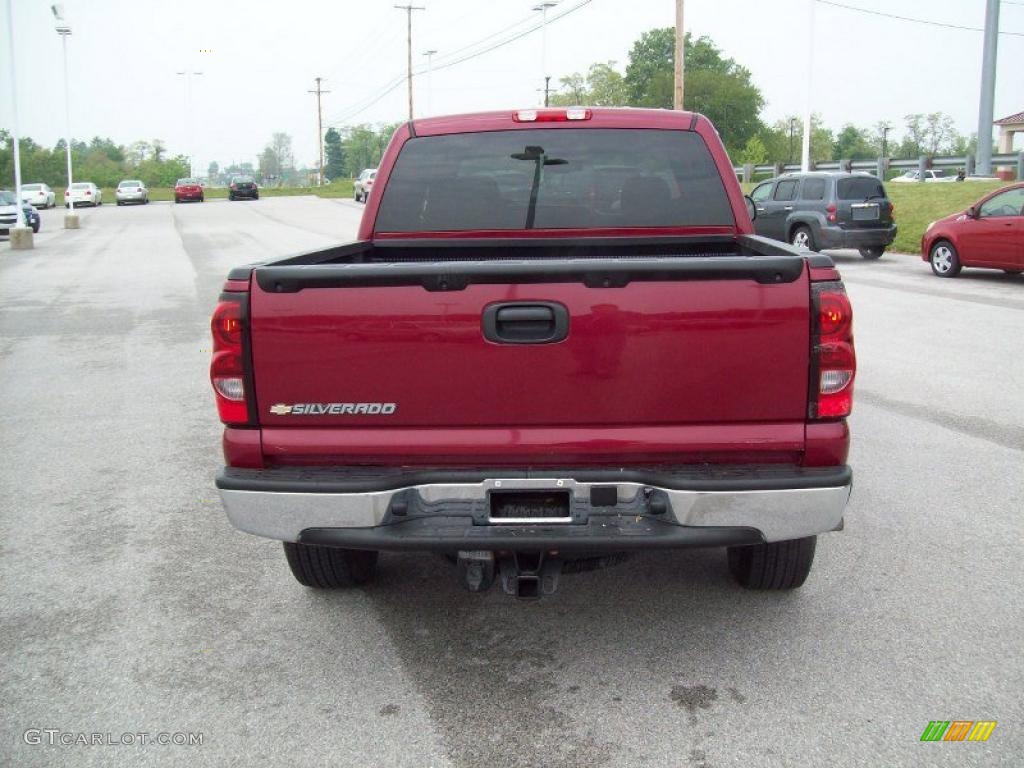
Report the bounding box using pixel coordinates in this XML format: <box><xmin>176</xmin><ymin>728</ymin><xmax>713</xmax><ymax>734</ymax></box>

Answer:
<box><xmin>374</xmin><ymin>128</ymin><xmax>734</xmax><ymax>232</ymax></box>
<box><xmin>837</xmin><ymin>177</ymin><xmax>885</xmax><ymax>200</ymax></box>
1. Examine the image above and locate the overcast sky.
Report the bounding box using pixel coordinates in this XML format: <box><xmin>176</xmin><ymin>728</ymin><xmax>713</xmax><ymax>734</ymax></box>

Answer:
<box><xmin>2</xmin><ymin>0</ymin><xmax>1022</xmax><ymax>171</ymax></box>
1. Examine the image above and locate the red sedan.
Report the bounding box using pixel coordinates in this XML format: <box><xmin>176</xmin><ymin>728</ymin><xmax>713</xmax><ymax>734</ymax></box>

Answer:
<box><xmin>174</xmin><ymin>178</ymin><xmax>204</xmax><ymax>203</ymax></box>
<box><xmin>922</xmin><ymin>182</ymin><xmax>1024</xmax><ymax>277</ymax></box>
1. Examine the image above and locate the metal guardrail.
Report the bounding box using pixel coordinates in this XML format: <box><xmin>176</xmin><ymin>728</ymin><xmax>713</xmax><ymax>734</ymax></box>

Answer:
<box><xmin>732</xmin><ymin>152</ymin><xmax>1023</xmax><ymax>181</ymax></box>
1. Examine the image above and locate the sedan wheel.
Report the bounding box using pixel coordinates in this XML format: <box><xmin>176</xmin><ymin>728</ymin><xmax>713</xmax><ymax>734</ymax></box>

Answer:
<box><xmin>930</xmin><ymin>241</ymin><xmax>961</xmax><ymax>278</ymax></box>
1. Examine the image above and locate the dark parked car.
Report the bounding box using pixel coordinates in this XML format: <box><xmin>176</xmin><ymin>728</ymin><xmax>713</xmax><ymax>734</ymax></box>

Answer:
<box><xmin>229</xmin><ymin>176</ymin><xmax>259</xmax><ymax>201</ymax></box>
<box><xmin>750</xmin><ymin>172</ymin><xmax>896</xmax><ymax>259</ymax></box>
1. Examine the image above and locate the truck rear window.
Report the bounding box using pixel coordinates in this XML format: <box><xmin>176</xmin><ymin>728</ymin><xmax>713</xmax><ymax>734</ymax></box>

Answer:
<box><xmin>374</xmin><ymin>128</ymin><xmax>734</xmax><ymax>232</ymax></box>
<box><xmin>837</xmin><ymin>177</ymin><xmax>885</xmax><ymax>200</ymax></box>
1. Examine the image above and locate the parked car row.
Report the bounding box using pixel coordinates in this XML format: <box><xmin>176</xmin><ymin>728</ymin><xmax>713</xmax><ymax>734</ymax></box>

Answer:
<box><xmin>9</xmin><ymin>177</ymin><xmax>262</xmax><ymax>210</ymax></box>
<box><xmin>750</xmin><ymin>171</ymin><xmax>1024</xmax><ymax>278</ymax></box>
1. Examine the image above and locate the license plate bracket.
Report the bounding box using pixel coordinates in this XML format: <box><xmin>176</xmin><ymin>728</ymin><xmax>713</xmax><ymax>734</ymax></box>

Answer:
<box><xmin>851</xmin><ymin>203</ymin><xmax>880</xmax><ymax>221</ymax></box>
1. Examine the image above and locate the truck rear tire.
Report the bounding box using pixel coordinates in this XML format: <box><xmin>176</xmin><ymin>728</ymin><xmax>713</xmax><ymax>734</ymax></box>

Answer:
<box><xmin>283</xmin><ymin>542</ymin><xmax>378</xmax><ymax>588</ymax></box>
<box><xmin>859</xmin><ymin>246</ymin><xmax>885</xmax><ymax>260</ymax></box>
<box><xmin>727</xmin><ymin>536</ymin><xmax>816</xmax><ymax>590</ymax></box>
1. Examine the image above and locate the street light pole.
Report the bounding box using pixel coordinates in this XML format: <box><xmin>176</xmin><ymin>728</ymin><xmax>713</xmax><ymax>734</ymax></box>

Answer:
<box><xmin>4</xmin><ymin>0</ymin><xmax>29</xmax><ymax>245</ymax></box>
<box><xmin>800</xmin><ymin>0</ymin><xmax>815</xmax><ymax>171</ymax></box>
<box><xmin>976</xmin><ymin>0</ymin><xmax>1000</xmax><ymax>176</ymax></box>
<box><xmin>533</xmin><ymin>2</ymin><xmax>557</xmax><ymax>107</ymax></box>
<box><xmin>674</xmin><ymin>0</ymin><xmax>684</xmax><ymax>110</ymax></box>
<box><xmin>52</xmin><ymin>4</ymin><xmax>77</xmax><ymax>225</ymax></box>
<box><xmin>176</xmin><ymin>70</ymin><xmax>203</xmax><ymax>177</ymax></box>
<box><xmin>422</xmin><ymin>49</ymin><xmax>437</xmax><ymax>116</ymax></box>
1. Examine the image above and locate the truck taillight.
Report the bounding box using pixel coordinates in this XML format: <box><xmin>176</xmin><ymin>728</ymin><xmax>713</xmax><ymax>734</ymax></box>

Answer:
<box><xmin>826</xmin><ymin>203</ymin><xmax>837</xmax><ymax>222</ymax></box>
<box><xmin>210</xmin><ymin>296</ymin><xmax>252</xmax><ymax>425</ymax></box>
<box><xmin>810</xmin><ymin>282</ymin><xmax>855</xmax><ymax>420</ymax></box>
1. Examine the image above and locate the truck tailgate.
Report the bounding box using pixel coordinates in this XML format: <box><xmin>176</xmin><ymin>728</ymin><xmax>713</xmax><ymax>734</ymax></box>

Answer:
<box><xmin>248</xmin><ymin>259</ymin><xmax>811</xmax><ymax>460</ymax></box>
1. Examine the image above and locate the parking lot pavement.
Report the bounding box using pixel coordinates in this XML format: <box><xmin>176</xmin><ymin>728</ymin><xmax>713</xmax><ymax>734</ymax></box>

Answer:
<box><xmin>1</xmin><ymin>203</ymin><xmax>1021</xmax><ymax>767</ymax></box>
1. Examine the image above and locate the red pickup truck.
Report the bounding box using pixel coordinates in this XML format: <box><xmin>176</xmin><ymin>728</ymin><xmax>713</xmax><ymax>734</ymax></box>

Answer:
<box><xmin>212</xmin><ymin>108</ymin><xmax>855</xmax><ymax>597</ymax></box>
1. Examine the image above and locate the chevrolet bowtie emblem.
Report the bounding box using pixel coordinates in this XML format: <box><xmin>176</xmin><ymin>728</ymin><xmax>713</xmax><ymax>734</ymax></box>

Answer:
<box><xmin>269</xmin><ymin>404</ymin><xmax>293</xmax><ymax>415</ymax></box>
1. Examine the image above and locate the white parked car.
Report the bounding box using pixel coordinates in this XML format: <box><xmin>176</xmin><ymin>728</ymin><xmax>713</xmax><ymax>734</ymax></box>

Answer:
<box><xmin>21</xmin><ymin>183</ymin><xmax>56</xmax><ymax>208</ymax></box>
<box><xmin>354</xmin><ymin>168</ymin><xmax>377</xmax><ymax>202</ymax></box>
<box><xmin>890</xmin><ymin>169</ymin><xmax>955</xmax><ymax>183</ymax></box>
<box><xmin>115</xmin><ymin>179</ymin><xmax>149</xmax><ymax>205</ymax></box>
<box><xmin>65</xmin><ymin>182</ymin><xmax>102</xmax><ymax>207</ymax></box>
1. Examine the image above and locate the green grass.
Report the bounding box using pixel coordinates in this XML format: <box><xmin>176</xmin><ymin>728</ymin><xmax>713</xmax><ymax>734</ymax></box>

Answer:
<box><xmin>741</xmin><ymin>180</ymin><xmax>1008</xmax><ymax>254</ymax></box>
<box><xmin>96</xmin><ymin>180</ymin><xmax>356</xmax><ymax>204</ymax></box>
<box><xmin>885</xmin><ymin>182</ymin><xmax>1004</xmax><ymax>254</ymax></box>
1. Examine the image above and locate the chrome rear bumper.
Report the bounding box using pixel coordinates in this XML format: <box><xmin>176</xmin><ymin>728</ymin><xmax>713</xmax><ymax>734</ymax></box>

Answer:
<box><xmin>217</xmin><ymin>466</ymin><xmax>851</xmax><ymax>546</ymax></box>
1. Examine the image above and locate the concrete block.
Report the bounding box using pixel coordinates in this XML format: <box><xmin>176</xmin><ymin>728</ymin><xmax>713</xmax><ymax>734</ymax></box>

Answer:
<box><xmin>9</xmin><ymin>227</ymin><xmax>34</xmax><ymax>250</ymax></box>
<box><xmin>64</xmin><ymin>213</ymin><xmax>80</xmax><ymax>229</ymax></box>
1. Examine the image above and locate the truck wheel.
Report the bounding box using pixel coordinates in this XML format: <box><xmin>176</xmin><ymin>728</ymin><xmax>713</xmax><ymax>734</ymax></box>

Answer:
<box><xmin>790</xmin><ymin>225</ymin><xmax>816</xmax><ymax>251</ymax></box>
<box><xmin>929</xmin><ymin>241</ymin><xmax>961</xmax><ymax>278</ymax></box>
<box><xmin>859</xmin><ymin>246</ymin><xmax>885</xmax><ymax>260</ymax></box>
<box><xmin>727</xmin><ymin>536</ymin><xmax>816</xmax><ymax>590</ymax></box>
<box><xmin>283</xmin><ymin>542</ymin><xmax>378</xmax><ymax>588</ymax></box>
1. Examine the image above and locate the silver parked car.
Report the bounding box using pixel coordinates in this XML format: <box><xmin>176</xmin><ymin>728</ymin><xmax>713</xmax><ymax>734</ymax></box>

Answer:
<box><xmin>354</xmin><ymin>168</ymin><xmax>377</xmax><ymax>203</ymax></box>
<box><xmin>116</xmin><ymin>180</ymin><xmax>149</xmax><ymax>205</ymax></box>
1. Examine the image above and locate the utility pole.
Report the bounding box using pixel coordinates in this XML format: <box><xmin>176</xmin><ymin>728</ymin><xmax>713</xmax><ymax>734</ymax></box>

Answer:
<box><xmin>879</xmin><ymin>123</ymin><xmax>892</xmax><ymax>159</ymax></box>
<box><xmin>674</xmin><ymin>0</ymin><xmax>684</xmax><ymax>110</ymax></box>
<box><xmin>976</xmin><ymin>0</ymin><xmax>1000</xmax><ymax>176</ymax></box>
<box><xmin>533</xmin><ymin>2</ymin><xmax>557</xmax><ymax>107</ymax></box>
<box><xmin>422</xmin><ymin>49</ymin><xmax>437</xmax><ymax>116</ymax></box>
<box><xmin>800</xmin><ymin>0</ymin><xmax>815</xmax><ymax>171</ymax></box>
<box><xmin>395</xmin><ymin>4</ymin><xmax>425</xmax><ymax>120</ymax></box>
<box><xmin>543</xmin><ymin>76</ymin><xmax>551</xmax><ymax>107</ymax></box>
<box><xmin>308</xmin><ymin>77</ymin><xmax>330</xmax><ymax>185</ymax></box>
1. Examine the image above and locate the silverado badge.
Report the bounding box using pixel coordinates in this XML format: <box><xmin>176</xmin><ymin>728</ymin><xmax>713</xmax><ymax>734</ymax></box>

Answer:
<box><xmin>269</xmin><ymin>403</ymin><xmax>397</xmax><ymax>416</ymax></box>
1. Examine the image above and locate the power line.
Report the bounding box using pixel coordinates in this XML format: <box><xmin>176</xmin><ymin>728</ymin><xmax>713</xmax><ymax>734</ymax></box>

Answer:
<box><xmin>326</xmin><ymin>0</ymin><xmax>594</xmax><ymax>125</ymax></box>
<box><xmin>816</xmin><ymin>0</ymin><xmax>1024</xmax><ymax>36</ymax></box>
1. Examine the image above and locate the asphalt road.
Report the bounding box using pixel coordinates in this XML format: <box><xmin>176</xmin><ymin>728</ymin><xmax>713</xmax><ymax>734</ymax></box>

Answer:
<box><xmin>2</xmin><ymin>198</ymin><xmax>1021</xmax><ymax>767</ymax></box>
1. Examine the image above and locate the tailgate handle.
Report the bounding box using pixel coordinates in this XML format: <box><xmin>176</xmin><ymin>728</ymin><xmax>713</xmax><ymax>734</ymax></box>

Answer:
<box><xmin>483</xmin><ymin>302</ymin><xmax>569</xmax><ymax>344</ymax></box>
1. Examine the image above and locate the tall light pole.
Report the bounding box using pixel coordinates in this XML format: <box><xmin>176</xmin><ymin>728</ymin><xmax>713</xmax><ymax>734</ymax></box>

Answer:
<box><xmin>533</xmin><ymin>2</ymin><xmax>557</xmax><ymax>107</ymax></box>
<box><xmin>422</xmin><ymin>49</ymin><xmax>437</xmax><ymax>116</ymax></box>
<box><xmin>4</xmin><ymin>0</ymin><xmax>31</xmax><ymax>248</ymax></box>
<box><xmin>674</xmin><ymin>0</ymin><xmax>684</xmax><ymax>110</ymax></box>
<box><xmin>800</xmin><ymin>0</ymin><xmax>815</xmax><ymax>171</ymax></box>
<box><xmin>52</xmin><ymin>4</ymin><xmax>78</xmax><ymax>227</ymax></box>
<box><xmin>976</xmin><ymin>0</ymin><xmax>1000</xmax><ymax>176</ymax></box>
<box><xmin>176</xmin><ymin>70</ymin><xmax>203</xmax><ymax>177</ymax></box>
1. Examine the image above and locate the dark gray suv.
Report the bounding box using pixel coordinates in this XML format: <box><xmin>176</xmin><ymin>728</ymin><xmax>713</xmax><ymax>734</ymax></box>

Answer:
<box><xmin>750</xmin><ymin>172</ymin><xmax>896</xmax><ymax>259</ymax></box>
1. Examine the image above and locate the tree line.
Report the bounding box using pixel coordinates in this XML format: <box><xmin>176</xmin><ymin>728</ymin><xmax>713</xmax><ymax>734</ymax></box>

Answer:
<box><xmin>551</xmin><ymin>28</ymin><xmax>983</xmax><ymax>165</ymax></box>
<box><xmin>0</xmin><ymin>131</ymin><xmax>189</xmax><ymax>189</ymax></box>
